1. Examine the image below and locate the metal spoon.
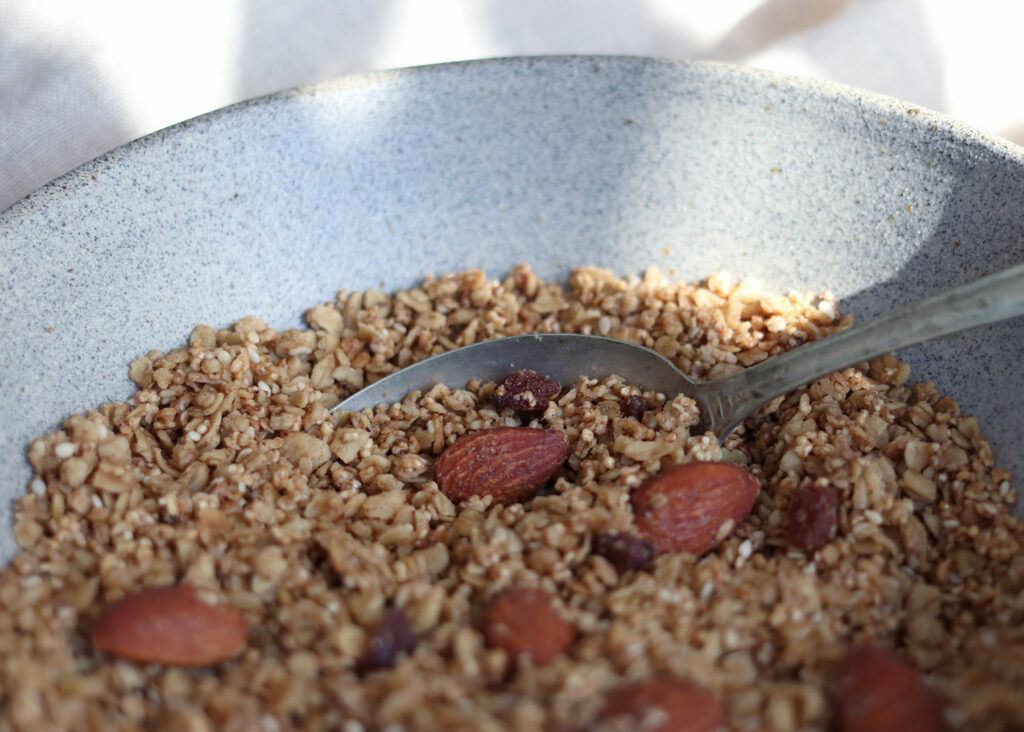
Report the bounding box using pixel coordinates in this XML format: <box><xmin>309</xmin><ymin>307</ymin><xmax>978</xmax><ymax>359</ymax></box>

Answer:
<box><xmin>332</xmin><ymin>262</ymin><xmax>1024</xmax><ymax>440</ymax></box>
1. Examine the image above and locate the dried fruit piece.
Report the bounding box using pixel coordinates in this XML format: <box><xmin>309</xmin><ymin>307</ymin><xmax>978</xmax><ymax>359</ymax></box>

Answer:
<box><xmin>593</xmin><ymin>533</ymin><xmax>655</xmax><ymax>573</ymax></box>
<box><xmin>621</xmin><ymin>394</ymin><xmax>647</xmax><ymax>420</ymax></box>
<box><xmin>601</xmin><ymin>677</ymin><xmax>722</xmax><ymax>732</ymax></box>
<box><xmin>357</xmin><ymin>608</ymin><xmax>416</xmax><ymax>673</ymax></box>
<box><xmin>491</xmin><ymin>369</ymin><xmax>561</xmax><ymax>413</ymax></box>
<box><xmin>632</xmin><ymin>461</ymin><xmax>760</xmax><ymax>556</ymax></box>
<box><xmin>482</xmin><ymin>586</ymin><xmax>574</xmax><ymax>666</ymax></box>
<box><xmin>787</xmin><ymin>484</ymin><xmax>838</xmax><ymax>550</ymax></box>
<box><xmin>91</xmin><ymin>584</ymin><xmax>247</xmax><ymax>666</ymax></box>
<box><xmin>434</xmin><ymin>427</ymin><xmax>568</xmax><ymax>504</ymax></box>
<box><xmin>836</xmin><ymin>645</ymin><xmax>945</xmax><ymax>731</ymax></box>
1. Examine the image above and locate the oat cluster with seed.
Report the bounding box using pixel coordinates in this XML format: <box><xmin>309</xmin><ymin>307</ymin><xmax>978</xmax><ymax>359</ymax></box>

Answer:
<box><xmin>3</xmin><ymin>265</ymin><xmax>1023</xmax><ymax>731</ymax></box>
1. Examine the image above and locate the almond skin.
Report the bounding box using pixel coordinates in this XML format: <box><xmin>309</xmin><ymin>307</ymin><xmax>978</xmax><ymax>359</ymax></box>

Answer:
<box><xmin>434</xmin><ymin>427</ymin><xmax>569</xmax><ymax>504</ymax></box>
<box><xmin>482</xmin><ymin>586</ymin><xmax>575</xmax><ymax>666</ymax></box>
<box><xmin>601</xmin><ymin>677</ymin><xmax>722</xmax><ymax>732</ymax></box>
<box><xmin>92</xmin><ymin>584</ymin><xmax>247</xmax><ymax>666</ymax></box>
<box><xmin>632</xmin><ymin>461</ymin><xmax>760</xmax><ymax>556</ymax></box>
<box><xmin>836</xmin><ymin>645</ymin><xmax>945</xmax><ymax>732</ymax></box>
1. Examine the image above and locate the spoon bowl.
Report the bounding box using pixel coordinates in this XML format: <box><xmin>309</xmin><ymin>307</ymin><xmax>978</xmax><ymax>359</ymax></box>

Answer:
<box><xmin>335</xmin><ymin>331</ymin><xmax>691</xmax><ymax>412</ymax></box>
<box><xmin>334</xmin><ymin>262</ymin><xmax>1024</xmax><ymax>439</ymax></box>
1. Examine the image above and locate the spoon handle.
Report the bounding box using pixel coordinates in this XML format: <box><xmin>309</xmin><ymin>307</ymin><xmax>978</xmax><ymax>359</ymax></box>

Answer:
<box><xmin>696</xmin><ymin>261</ymin><xmax>1024</xmax><ymax>437</ymax></box>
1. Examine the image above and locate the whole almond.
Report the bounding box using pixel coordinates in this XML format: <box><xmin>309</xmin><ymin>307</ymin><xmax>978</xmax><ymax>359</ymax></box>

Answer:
<box><xmin>600</xmin><ymin>677</ymin><xmax>722</xmax><ymax>732</ymax></box>
<box><xmin>632</xmin><ymin>461</ymin><xmax>760</xmax><ymax>556</ymax></box>
<box><xmin>836</xmin><ymin>645</ymin><xmax>945</xmax><ymax>731</ymax></box>
<box><xmin>482</xmin><ymin>586</ymin><xmax>575</xmax><ymax>666</ymax></box>
<box><xmin>435</xmin><ymin>427</ymin><xmax>568</xmax><ymax>504</ymax></box>
<box><xmin>92</xmin><ymin>584</ymin><xmax>247</xmax><ymax>666</ymax></box>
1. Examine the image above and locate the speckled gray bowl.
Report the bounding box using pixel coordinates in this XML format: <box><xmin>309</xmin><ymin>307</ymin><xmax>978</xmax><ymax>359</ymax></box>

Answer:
<box><xmin>1</xmin><ymin>56</ymin><xmax>1022</xmax><ymax>561</ymax></box>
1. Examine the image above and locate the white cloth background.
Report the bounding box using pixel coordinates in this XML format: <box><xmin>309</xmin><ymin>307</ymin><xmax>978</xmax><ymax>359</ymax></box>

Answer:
<box><xmin>3</xmin><ymin>0</ymin><xmax>1023</xmax><ymax>214</ymax></box>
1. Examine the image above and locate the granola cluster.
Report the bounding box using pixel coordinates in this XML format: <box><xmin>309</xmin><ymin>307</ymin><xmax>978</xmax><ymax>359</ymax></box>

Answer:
<box><xmin>2</xmin><ymin>265</ymin><xmax>1022</xmax><ymax>730</ymax></box>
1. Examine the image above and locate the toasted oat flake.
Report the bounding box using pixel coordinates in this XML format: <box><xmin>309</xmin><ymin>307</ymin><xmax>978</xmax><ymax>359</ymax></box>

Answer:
<box><xmin>3</xmin><ymin>264</ymin><xmax>1022</xmax><ymax>731</ymax></box>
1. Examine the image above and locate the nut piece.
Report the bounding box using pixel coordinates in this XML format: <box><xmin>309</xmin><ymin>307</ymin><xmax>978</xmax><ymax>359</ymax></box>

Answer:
<box><xmin>600</xmin><ymin>677</ymin><xmax>722</xmax><ymax>732</ymax></box>
<box><xmin>357</xmin><ymin>608</ymin><xmax>416</xmax><ymax>673</ymax></box>
<box><xmin>836</xmin><ymin>645</ymin><xmax>945</xmax><ymax>731</ymax></box>
<box><xmin>632</xmin><ymin>461</ymin><xmax>760</xmax><ymax>556</ymax></box>
<box><xmin>786</xmin><ymin>484</ymin><xmax>838</xmax><ymax>551</ymax></box>
<box><xmin>434</xmin><ymin>427</ymin><xmax>569</xmax><ymax>504</ymax></box>
<box><xmin>491</xmin><ymin>369</ymin><xmax>562</xmax><ymax>413</ymax></box>
<box><xmin>482</xmin><ymin>586</ymin><xmax>575</xmax><ymax>666</ymax></box>
<box><xmin>91</xmin><ymin>584</ymin><xmax>247</xmax><ymax>666</ymax></box>
<box><xmin>593</xmin><ymin>533</ymin><xmax>655</xmax><ymax>573</ymax></box>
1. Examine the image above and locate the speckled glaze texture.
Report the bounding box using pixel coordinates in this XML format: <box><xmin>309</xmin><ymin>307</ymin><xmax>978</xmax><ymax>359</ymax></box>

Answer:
<box><xmin>1</xmin><ymin>57</ymin><xmax>1022</xmax><ymax>560</ymax></box>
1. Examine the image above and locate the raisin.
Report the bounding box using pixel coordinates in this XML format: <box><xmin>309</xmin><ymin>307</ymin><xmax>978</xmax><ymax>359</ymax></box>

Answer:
<box><xmin>357</xmin><ymin>608</ymin><xmax>416</xmax><ymax>673</ymax></box>
<box><xmin>621</xmin><ymin>394</ymin><xmax>647</xmax><ymax>420</ymax></box>
<box><xmin>786</xmin><ymin>484</ymin><xmax>838</xmax><ymax>551</ymax></box>
<box><xmin>593</xmin><ymin>533</ymin><xmax>655</xmax><ymax>573</ymax></box>
<box><xmin>491</xmin><ymin>370</ymin><xmax>561</xmax><ymax>413</ymax></box>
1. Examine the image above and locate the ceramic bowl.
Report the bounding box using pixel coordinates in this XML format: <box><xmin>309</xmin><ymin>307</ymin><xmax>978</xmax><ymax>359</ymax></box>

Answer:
<box><xmin>1</xmin><ymin>56</ymin><xmax>1022</xmax><ymax>561</ymax></box>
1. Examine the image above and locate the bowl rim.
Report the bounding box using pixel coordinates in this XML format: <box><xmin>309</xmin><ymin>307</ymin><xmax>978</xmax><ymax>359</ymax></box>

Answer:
<box><xmin>3</xmin><ymin>54</ymin><xmax>1024</xmax><ymax>226</ymax></box>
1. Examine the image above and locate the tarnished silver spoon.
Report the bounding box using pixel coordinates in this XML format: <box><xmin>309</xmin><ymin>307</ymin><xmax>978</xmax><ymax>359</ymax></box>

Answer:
<box><xmin>332</xmin><ymin>262</ymin><xmax>1024</xmax><ymax>440</ymax></box>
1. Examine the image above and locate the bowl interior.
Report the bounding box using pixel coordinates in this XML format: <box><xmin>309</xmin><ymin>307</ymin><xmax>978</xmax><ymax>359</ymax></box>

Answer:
<box><xmin>1</xmin><ymin>57</ymin><xmax>1022</xmax><ymax>561</ymax></box>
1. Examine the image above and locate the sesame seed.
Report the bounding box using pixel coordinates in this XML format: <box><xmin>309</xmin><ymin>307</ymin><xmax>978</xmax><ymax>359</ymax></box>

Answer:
<box><xmin>54</xmin><ymin>442</ymin><xmax>75</xmax><ymax>459</ymax></box>
<box><xmin>699</xmin><ymin>581</ymin><xmax>715</xmax><ymax>602</ymax></box>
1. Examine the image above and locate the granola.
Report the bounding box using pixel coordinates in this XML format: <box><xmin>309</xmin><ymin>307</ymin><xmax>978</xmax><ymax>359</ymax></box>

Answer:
<box><xmin>3</xmin><ymin>265</ymin><xmax>1022</xmax><ymax>731</ymax></box>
